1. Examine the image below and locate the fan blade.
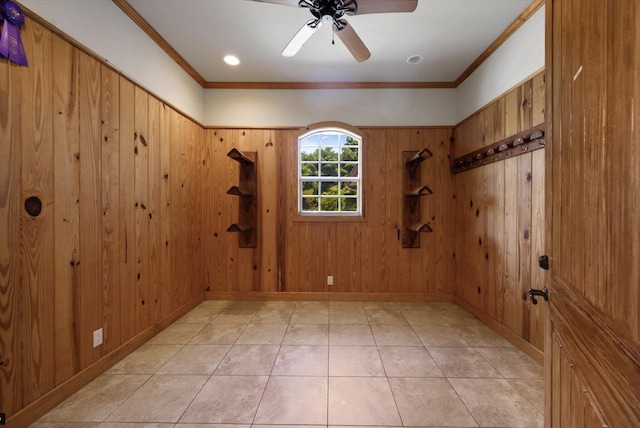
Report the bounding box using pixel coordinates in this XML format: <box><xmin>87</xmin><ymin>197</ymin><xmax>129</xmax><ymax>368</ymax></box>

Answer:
<box><xmin>345</xmin><ymin>0</ymin><xmax>418</xmax><ymax>15</ymax></box>
<box><xmin>282</xmin><ymin>20</ymin><xmax>321</xmax><ymax>57</ymax></box>
<box><xmin>335</xmin><ymin>21</ymin><xmax>371</xmax><ymax>62</ymax></box>
<box><xmin>252</xmin><ymin>0</ymin><xmax>300</xmax><ymax>6</ymax></box>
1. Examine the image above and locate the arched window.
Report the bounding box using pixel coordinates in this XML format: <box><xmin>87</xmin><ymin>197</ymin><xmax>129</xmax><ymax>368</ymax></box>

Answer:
<box><xmin>298</xmin><ymin>126</ymin><xmax>362</xmax><ymax>216</ymax></box>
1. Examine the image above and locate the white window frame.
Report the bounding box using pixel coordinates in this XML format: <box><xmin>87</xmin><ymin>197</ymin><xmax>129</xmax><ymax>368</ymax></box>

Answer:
<box><xmin>297</xmin><ymin>127</ymin><xmax>362</xmax><ymax>217</ymax></box>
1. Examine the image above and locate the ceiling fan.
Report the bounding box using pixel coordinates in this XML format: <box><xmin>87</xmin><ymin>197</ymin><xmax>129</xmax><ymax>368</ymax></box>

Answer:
<box><xmin>254</xmin><ymin>0</ymin><xmax>418</xmax><ymax>62</ymax></box>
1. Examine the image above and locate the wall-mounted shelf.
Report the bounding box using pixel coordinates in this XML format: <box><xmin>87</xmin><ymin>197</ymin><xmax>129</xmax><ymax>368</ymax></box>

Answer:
<box><xmin>402</xmin><ymin>149</ymin><xmax>433</xmax><ymax>248</ymax></box>
<box><xmin>226</xmin><ymin>148</ymin><xmax>257</xmax><ymax>248</ymax></box>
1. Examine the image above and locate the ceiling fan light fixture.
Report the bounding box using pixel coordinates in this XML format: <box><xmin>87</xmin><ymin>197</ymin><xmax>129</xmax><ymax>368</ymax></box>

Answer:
<box><xmin>224</xmin><ymin>55</ymin><xmax>240</xmax><ymax>66</ymax></box>
<box><xmin>406</xmin><ymin>54</ymin><xmax>424</xmax><ymax>65</ymax></box>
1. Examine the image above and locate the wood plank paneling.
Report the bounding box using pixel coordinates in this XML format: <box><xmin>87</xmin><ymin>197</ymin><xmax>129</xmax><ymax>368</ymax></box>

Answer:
<box><xmin>101</xmin><ymin>64</ymin><xmax>121</xmax><ymax>353</ymax></box>
<box><xmin>52</xmin><ymin>34</ymin><xmax>80</xmax><ymax>383</ymax></box>
<box><xmin>0</xmin><ymin>30</ymin><xmax>21</xmax><ymax>420</ymax></box>
<box><xmin>134</xmin><ymin>87</ymin><xmax>151</xmax><ymax>333</ymax></box>
<box><xmin>452</xmin><ymin>71</ymin><xmax>546</xmax><ymax>353</ymax></box>
<box><xmin>19</xmin><ymin>20</ymin><xmax>55</xmax><ymax>402</ymax></box>
<box><xmin>202</xmin><ymin>126</ymin><xmax>455</xmax><ymax>297</ymax></box>
<box><xmin>2</xmin><ymin>17</ymin><xmax>206</xmax><ymax>425</ymax></box>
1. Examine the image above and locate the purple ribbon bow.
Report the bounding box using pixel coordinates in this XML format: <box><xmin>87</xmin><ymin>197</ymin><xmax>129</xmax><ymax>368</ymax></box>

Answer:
<box><xmin>0</xmin><ymin>0</ymin><xmax>28</xmax><ymax>65</ymax></box>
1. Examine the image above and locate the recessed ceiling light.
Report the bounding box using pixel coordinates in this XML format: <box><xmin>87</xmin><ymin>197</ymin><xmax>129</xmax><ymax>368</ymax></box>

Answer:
<box><xmin>224</xmin><ymin>55</ymin><xmax>240</xmax><ymax>66</ymax></box>
<box><xmin>406</xmin><ymin>55</ymin><xmax>424</xmax><ymax>65</ymax></box>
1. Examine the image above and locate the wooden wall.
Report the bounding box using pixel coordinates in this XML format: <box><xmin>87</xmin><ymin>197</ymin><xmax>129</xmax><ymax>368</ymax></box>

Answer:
<box><xmin>202</xmin><ymin>127</ymin><xmax>456</xmax><ymax>298</ymax></box>
<box><xmin>451</xmin><ymin>71</ymin><xmax>546</xmax><ymax>355</ymax></box>
<box><xmin>0</xmin><ymin>18</ymin><xmax>205</xmax><ymax>423</ymax></box>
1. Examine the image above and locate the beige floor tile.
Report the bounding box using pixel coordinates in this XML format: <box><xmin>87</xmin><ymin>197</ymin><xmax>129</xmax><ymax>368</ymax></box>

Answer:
<box><xmin>329</xmin><ymin>346</ymin><xmax>385</xmax><ymax>377</ymax></box>
<box><xmin>39</xmin><ymin>375</ymin><xmax>149</xmax><ymax>422</ymax></box>
<box><xmin>195</xmin><ymin>299</ymin><xmax>233</xmax><ymax>310</ymax></box>
<box><xmin>428</xmin><ymin>347</ymin><xmax>502</xmax><ymax>378</ymax></box>
<box><xmin>454</xmin><ymin>325</ymin><xmax>514</xmax><ymax>347</ymax></box>
<box><xmin>251</xmin><ymin>307</ymin><xmax>294</xmax><ymax>324</ymax></box>
<box><xmin>508</xmin><ymin>378</ymin><xmax>545</xmax><ymax>413</ymax></box>
<box><xmin>282</xmin><ymin>324</ymin><xmax>329</xmax><ymax>345</ymax></box>
<box><xmin>99</xmin><ymin>424</ymin><xmax>174</xmax><ymax>427</ymax></box>
<box><xmin>378</xmin><ymin>346</ymin><xmax>443</xmax><ymax>377</ymax></box>
<box><xmin>362</xmin><ymin>301</ymin><xmax>402</xmax><ymax>309</ymax></box>
<box><xmin>412</xmin><ymin>325</ymin><xmax>470</xmax><ymax>347</ymax></box>
<box><xmin>157</xmin><ymin>344</ymin><xmax>230</xmax><ymax>375</ymax></box>
<box><xmin>146</xmin><ymin>323</ymin><xmax>206</xmax><ymax>345</ymax></box>
<box><xmin>329</xmin><ymin>309</ymin><xmax>368</xmax><ymax>324</ymax></box>
<box><xmin>253</xmin><ymin>426</ymin><xmax>321</xmax><ymax>428</ymax></box>
<box><xmin>450</xmin><ymin>378</ymin><xmax>544</xmax><ymax>427</ymax></box>
<box><xmin>371</xmin><ymin>325</ymin><xmax>422</xmax><ymax>346</ymax></box>
<box><xmin>179</xmin><ymin>375</ymin><xmax>268</xmax><ymax>423</ymax></box>
<box><xmin>106</xmin><ymin>375</ymin><xmax>208</xmax><ymax>423</ymax></box>
<box><xmin>261</xmin><ymin>301</ymin><xmax>297</xmax><ymax>310</ymax></box>
<box><xmin>212</xmin><ymin>309</ymin><xmax>256</xmax><ymax>324</ymax></box>
<box><xmin>272</xmin><ymin>345</ymin><xmax>329</xmax><ymax>376</ymax></box>
<box><xmin>329</xmin><ymin>324</ymin><xmax>375</xmax><ymax>345</ymax></box>
<box><xmin>476</xmin><ymin>347</ymin><xmax>544</xmax><ymax>378</ymax></box>
<box><xmin>329</xmin><ymin>301</ymin><xmax>363</xmax><ymax>311</ymax></box>
<box><xmin>214</xmin><ymin>344</ymin><xmax>279</xmax><ymax>375</ymax></box>
<box><xmin>254</xmin><ymin>377</ymin><xmax>328</xmax><ymax>425</ymax></box>
<box><xmin>235</xmin><ymin>323</ymin><xmax>287</xmax><ymax>345</ymax></box>
<box><xmin>225</xmin><ymin>301</ymin><xmax>264</xmax><ymax>310</ymax></box>
<box><xmin>401</xmin><ymin>309</ymin><xmax>448</xmax><ymax>325</ymax></box>
<box><xmin>365</xmin><ymin>309</ymin><xmax>409</xmax><ymax>325</ymax></box>
<box><xmin>106</xmin><ymin>345</ymin><xmax>183</xmax><ymax>375</ymax></box>
<box><xmin>438</xmin><ymin>309</ymin><xmax>482</xmax><ymax>326</ymax></box>
<box><xmin>175</xmin><ymin>307</ymin><xmax>221</xmax><ymax>324</ymax></box>
<box><xmin>32</xmin><ymin>424</ymin><xmax>100</xmax><ymax>428</ymax></box>
<box><xmin>388</xmin><ymin>378</ymin><xmax>478</xmax><ymax>427</ymax></box>
<box><xmin>290</xmin><ymin>305</ymin><xmax>329</xmax><ymax>324</ymax></box>
<box><xmin>177</xmin><ymin>425</ymin><xmax>249</xmax><ymax>428</ymax></box>
<box><xmin>189</xmin><ymin>323</ymin><xmax>245</xmax><ymax>345</ymax></box>
<box><xmin>37</xmin><ymin>300</ymin><xmax>546</xmax><ymax>428</ymax></box>
<box><xmin>328</xmin><ymin>377</ymin><xmax>401</xmax><ymax>426</ymax></box>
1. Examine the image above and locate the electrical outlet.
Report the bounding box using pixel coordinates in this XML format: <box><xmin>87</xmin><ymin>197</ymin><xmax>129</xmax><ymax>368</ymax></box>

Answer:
<box><xmin>327</xmin><ymin>276</ymin><xmax>334</xmax><ymax>286</ymax></box>
<box><xmin>93</xmin><ymin>328</ymin><xmax>103</xmax><ymax>348</ymax></box>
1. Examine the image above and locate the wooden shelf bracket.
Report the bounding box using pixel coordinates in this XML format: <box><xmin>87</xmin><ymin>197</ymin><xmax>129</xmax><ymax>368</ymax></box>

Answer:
<box><xmin>226</xmin><ymin>149</ymin><xmax>257</xmax><ymax>248</ymax></box>
<box><xmin>402</xmin><ymin>149</ymin><xmax>433</xmax><ymax>248</ymax></box>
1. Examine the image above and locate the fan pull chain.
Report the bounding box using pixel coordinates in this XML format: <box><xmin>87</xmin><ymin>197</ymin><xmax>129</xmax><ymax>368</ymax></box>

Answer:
<box><xmin>332</xmin><ymin>25</ymin><xmax>335</xmax><ymax>45</ymax></box>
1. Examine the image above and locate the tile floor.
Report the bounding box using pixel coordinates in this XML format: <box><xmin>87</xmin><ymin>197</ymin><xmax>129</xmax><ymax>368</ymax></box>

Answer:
<box><xmin>33</xmin><ymin>300</ymin><xmax>544</xmax><ymax>428</ymax></box>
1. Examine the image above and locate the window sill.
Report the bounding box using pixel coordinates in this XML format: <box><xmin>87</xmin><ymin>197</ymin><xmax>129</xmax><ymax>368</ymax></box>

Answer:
<box><xmin>293</xmin><ymin>213</ymin><xmax>366</xmax><ymax>223</ymax></box>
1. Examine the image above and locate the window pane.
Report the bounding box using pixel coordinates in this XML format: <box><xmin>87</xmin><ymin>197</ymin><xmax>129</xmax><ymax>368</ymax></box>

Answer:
<box><xmin>301</xmin><ymin>197</ymin><xmax>318</xmax><ymax>211</ymax></box>
<box><xmin>340</xmin><ymin>181</ymin><xmax>358</xmax><ymax>196</ymax></box>
<box><xmin>300</xmin><ymin>146</ymin><xmax>319</xmax><ymax>161</ymax></box>
<box><xmin>320</xmin><ymin>197</ymin><xmax>339</xmax><ymax>211</ymax></box>
<box><xmin>341</xmin><ymin>197</ymin><xmax>358</xmax><ymax>211</ymax></box>
<box><xmin>321</xmin><ymin>146</ymin><xmax>339</xmax><ymax>161</ymax></box>
<box><xmin>302</xmin><ymin>181</ymin><xmax>318</xmax><ymax>195</ymax></box>
<box><xmin>340</xmin><ymin>163</ymin><xmax>358</xmax><ymax>178</ymax></box>
<box><xmin>301</xmin><ymin>162</ymin><xmax>318</xmax><ymax>177</ymax></box>
<box><xmin>321</xmin><ymin>163</ymin><xmax>339</xmax><ymax>177</ymax></box>
<box><xmin>320</xmin><ymin>182</ymin><xmax>339</xmax><ymax>196</ymax></box>
<box><xmin>340</xmin><ymin>147</ymin><xmax>358</xmax><ymax>161</ymax></box>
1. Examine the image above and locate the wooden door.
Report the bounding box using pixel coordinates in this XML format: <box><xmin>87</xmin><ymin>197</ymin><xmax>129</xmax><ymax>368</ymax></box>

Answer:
<box><xmin>545</xmin><ymin>0</ymin><xmax>640</xmax><ymax>426</ymax></box>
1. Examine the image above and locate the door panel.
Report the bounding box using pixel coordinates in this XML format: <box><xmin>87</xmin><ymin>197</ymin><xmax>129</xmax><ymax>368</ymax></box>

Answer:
<box><xmin>545</xmin><ymin>0</ymin><xmax>640</xmax><ymax>426</ymax></box>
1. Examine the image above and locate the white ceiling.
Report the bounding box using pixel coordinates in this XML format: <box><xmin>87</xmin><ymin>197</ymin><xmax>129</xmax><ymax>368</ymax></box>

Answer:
<box><xmin>126</xmin><ymin>0</ymin><xmax>535</xmax><ymax>84</ymax></box>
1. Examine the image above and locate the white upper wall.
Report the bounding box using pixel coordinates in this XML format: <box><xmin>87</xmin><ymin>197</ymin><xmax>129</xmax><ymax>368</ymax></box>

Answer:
<box><xmin>455</xmin><ymin>6</ymin><xmax>545</xmax><ymax>123</ymax></box>
<box><xmin>203</xmin><ymin>88</ymin><xmax>456</xmax><ymax>127</ymax></box>
<box><xmin>21</xmin><ymin>0</ymin><xmax>205</xmax><ymax>123</ymax></box>
<box><xmin>20</xmin><ymin>1</ymin><xmax>544</xmax><ymax>127</ymax></box>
